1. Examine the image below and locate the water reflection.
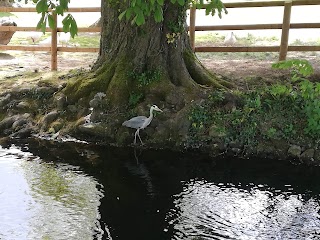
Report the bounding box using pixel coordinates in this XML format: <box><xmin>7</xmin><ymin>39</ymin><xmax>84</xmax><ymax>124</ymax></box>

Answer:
<box><xmin>1</xmin><ymin>140</ymin><xmax>320</xmax><ymax>240</ymax></box>
<box><xmin>0</xmin><ymin>145</ymin><xmax>105</xmax><ymax>240</ymax></box>
<box><xmin>167</xmin><ymin>180</ymin><xmax>320</xmax><ymax>240</ymax></box>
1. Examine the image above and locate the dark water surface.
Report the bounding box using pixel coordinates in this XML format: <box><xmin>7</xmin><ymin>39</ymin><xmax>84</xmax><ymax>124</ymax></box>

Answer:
<box><xmin>0</xmin><ymin>139</ymin><xmax>320</xmax><ymax>240</ymax></box>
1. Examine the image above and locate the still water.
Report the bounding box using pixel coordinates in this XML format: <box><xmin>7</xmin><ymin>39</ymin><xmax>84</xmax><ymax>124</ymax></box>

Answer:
<box><xmin>0</xmin><ymin>139</ymin><xmax>320</xmax><ymax>240</ymax></box>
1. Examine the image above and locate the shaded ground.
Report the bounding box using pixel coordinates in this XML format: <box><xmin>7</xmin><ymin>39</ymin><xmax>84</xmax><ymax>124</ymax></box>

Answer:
<box><xmin>0</xmin><ymin>50</ymin><xmax>319</xmax><ymax>89</ymax></box>
<box><xmin>198</xmin><ymin>51</ymin><xmax>320</xmax><ymax>89</ymax></box>
<box><xmin>0</xmin><ymin>51</ymin><xmax>97</xmax><ymax>77</ymax></box>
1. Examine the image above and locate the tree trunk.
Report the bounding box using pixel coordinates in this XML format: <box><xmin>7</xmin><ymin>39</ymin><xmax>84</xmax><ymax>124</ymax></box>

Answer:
<box><xmin>64</xmin><ymin>1</ymin><xmax>232</xmax><ymax>108</ymax></box>
<box><xmin>0</xmin><ymin>0</ymin><xmax>12</xmax><ymax>7</ymax></box>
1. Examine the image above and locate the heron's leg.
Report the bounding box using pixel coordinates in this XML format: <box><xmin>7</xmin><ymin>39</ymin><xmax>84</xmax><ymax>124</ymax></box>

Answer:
<box><xmin>134</xmin><ymin>129</ymin><xmax>139</xmax><ymax>144</ymax></box>
<box><xmin>137</xmin><ymin>130</ymin><xmax>144</xmax><ymax>145</ymax></box>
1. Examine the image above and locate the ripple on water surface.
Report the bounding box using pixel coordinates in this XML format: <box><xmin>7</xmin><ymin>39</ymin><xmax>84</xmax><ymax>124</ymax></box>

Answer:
<box><xmin>0</xmin><ymin>145</ymin><xmax>105</xmax><ymax>240</ymax></box>
<box><xmin>166</xmin><ymin>180</ymin><xmax>320</xmax><ymax>240</ymax></box>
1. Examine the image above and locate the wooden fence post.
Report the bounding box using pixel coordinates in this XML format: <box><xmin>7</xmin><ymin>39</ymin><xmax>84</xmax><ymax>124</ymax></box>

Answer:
<box><xmin>279</xmin><ymin>0</ymin><xmax>292</xmax><ymax>61</ymax></box>
<box><xmin>189</xmin><ymin>6</ymin><xmax>196</xmax><ymax>51</ymax></box>
<box><xmin>51</xmin><ymin>12</ymin><xmax>58</xmax><ymax>71</ymax></box>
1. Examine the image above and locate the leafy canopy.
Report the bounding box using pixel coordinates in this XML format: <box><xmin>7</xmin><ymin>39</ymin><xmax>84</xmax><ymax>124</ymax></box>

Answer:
<box><xmin>5</xmin><ymin>0</ymin><xmax>77</xmax><ymax>36</ymax></box>
<box><xmin>118</xmin><ymin>0</ymin><xmax>227</xmax><ymax>26</ymax></box>
<box><xmin>8</xmin><ymin>0</ymin><xmax>227</xmax><ymax>36</ymax></box>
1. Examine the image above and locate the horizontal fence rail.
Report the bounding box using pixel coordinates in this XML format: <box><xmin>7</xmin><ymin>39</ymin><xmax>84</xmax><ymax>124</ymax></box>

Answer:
<box><xmin>0</xmin><ymin>7</ymin><xmax>101</xmax><ymax>70</ymax></box>
<box><xmin>1</xmin><ymin>0</ymin><xmax>320</xmax><ymax>70</ymax></box>
<box><xmin>189</xmin><ymin>0</ymin><xmax>320</xmax><ymax>61</ymax></box>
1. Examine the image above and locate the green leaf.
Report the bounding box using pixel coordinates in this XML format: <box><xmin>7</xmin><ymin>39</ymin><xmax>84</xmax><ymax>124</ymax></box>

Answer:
<box><xmin>62</xmin><ymin>15</ymin><xmax>71</xmax><ymax>32</ymax></box>
<box><xmin>126</xmin><ymin>8</ymin><xmax>133</xmax><ymax>20</ymax></box>
<box><xmin>36</xmin><ymin>0</ymin><xmax>48</xmax><ymax>13</ymax></box>
<box><xmin>61</xmin><ymin>14</ymin><xmax>77</xmax><ymax>37</ymax></box>
<box><xmin>118</xmin><ymin>10</ymin><xmax>127</xmax><ymax>21</ymax></box>
<box><xmin>36</xmin><ymin>13</ymin><xmax>46</xmax><ymax>33</ymax></box>
<box><xmin>70</xmin><ymin>18</ymin><xmax>78</xmax><ymax>38</ymax></box>
<box><xmin>55</xmin><ymin>5</ymin><xmax>64</xmax><ymax>15</ymax></box>
<box><xmin>157</xmin><ymin>0</ymin><xmax>164</xmax><ymax>5</ymax></box>
<box><xmin>48</xmin><ymin>14</ymin><xmax>55</xmax><ymax>29</ymax></box>
<box><xmin>154</xmin><ymin>7</ymin><xmax>163</xmax><ymax>22</ymax></box>
<box><xmin>135</xmin><ymin>12</ymin><xmax>145</xmax><ymax>26</ymax></box>
<box><xmin>59</xmin><ymin>0</ymin><xmax>69</xmax><ymax>9</ymax></box>
<box><xmin>177</xmin><ymin>0</ymin><xmax>185</xmax><ymax>6</ymax></box>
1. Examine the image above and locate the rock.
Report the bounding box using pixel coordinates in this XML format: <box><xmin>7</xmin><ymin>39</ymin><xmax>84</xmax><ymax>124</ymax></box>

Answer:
<box><xmin>229</xmin><ymin>140</ymin><xmax>243</xmax><ymax>149</ymax></box>
<box><xmin>0</xmin><ymin>115</ymin><xmax>19</xmax><ymax>131</ymax></box>
<box><xmin>287</xmin><ymin>145</ymin><xmax>302</xmax><ymax>158</ymax></box>
<box><xmin>208</xmin><ymin>125</ymin><xmax>226</xmax><ymax>138</ymax></box>
<box><xmin>67</xmin><ymin>105</ymin><xmax>78</xmax><ymax>113</ymax></box>
<box><xmin>42</xmin><ymin>111</ymin><xmax>59</xmax><ymax>127</ymax></box>
<box><xmin>0</xmin><ymin>18</ymin><xmax>17</xmax><ymax>45</ymax></box>
<box><xmin>12</xmin><ymin>118</ymin><xmax>28</xmax><ymax>130</ymax></box>
<box><xmin>257</xmin><ymin>142</ymin><xmax>277</xmax><ymax>159</ymax></box>
<box><xmin>165</xmin><ymin>88</ymin><xmax>186</xmax><ymax>110</ymax></box>
<box><xmin>16</xmin><ymin>101</ymin><xmax>31</xmax><ymax>110</ymax></box>
<box><xmin>0</xmin><ymin>93</ymin><xmax>11</xmax><ymax>107</ymax></box>
<box><xmin>50</xmin><ymin>121</ymin><xmax>64</xmax><ymax>132</ymax></box>
<box><xmin>89</xmin><ymin>92</ymin><xmax>107</xmax><ymax>109</ymax></box>
<box><xmin>78</xmin><ymin>123</ymin><xmax>112</xmax><ymax>138</ymax></box>
<box><xmin>90</xmin><ymin>110</ymin><xmax>104</xmax><ymax>123</ymax></box>
<box><xmin>300</xmin><ymin>148</ymin><xmax>315</xmax><ymax>162</ymax></box>
<box><xmin>231</xmin><ymin>148</ymin><xmax>241</xmax><ymax>155</ymax></box>
<box><xmin>222</xmin><ymin>92</ymin><xmax>241</xmax><ymax>112</ymax></box>
<box><xmin>314</xmin><ymin>150</ymin><xmax>320</xmax><ymax>164</ymax></box>
<box><xmin>11</xmin><ymin>113</ymin><xmax>31</xmax><ymax>130</ymax></box>
<box><xmin>271</xmin><ymin>139</ymin><xmax>289</xmax><ymax>159</ymax></box>
<box><xmin>54</xmin><ymin>94</ymin><xmax>67</xmax><ymax>110</ymax></box>
<box><xmin>10</xmin><ymin>126</ymin><xmax>33</xmax><ymax>138</ymax></box>
<box><xmin>35</xmin><ymin>86</ymin><xmax>56</xmax><ymax>97</ymax></box>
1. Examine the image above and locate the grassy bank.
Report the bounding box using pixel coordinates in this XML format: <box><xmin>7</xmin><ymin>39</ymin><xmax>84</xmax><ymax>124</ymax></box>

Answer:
<box><xmin>188</xmin><ymin>59</ymin><xmax>320</xmax><ymax>155</ymax></box>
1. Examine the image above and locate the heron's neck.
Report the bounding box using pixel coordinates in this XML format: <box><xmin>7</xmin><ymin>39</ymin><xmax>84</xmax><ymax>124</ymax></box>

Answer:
<box><xmin>149</xmin><ymin>108</ymin><xmax>154</xmax><ymax>120</ymax></box>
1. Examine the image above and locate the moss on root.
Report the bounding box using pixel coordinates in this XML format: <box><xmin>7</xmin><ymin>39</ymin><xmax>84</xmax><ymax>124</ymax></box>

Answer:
<box><xmin>183</xmin><ymin>50</ymin><xmax>233</xmax><ymax>89</ymax></box>
<box><xmin>63</xmin><ymin>56</ymin><xmax>134</xmax><ymax>107</ymax></box>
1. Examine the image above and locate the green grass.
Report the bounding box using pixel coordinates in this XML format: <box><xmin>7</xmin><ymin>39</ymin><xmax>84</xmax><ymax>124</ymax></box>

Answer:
<box><xmin>194</xmin><ymin>32</ymin><xmax>281</xmax><ymax>61</ymax></box>
<box><xmin>188</xmin><ymin>88</ymin><xmax>312</xmax><ymax>148</ymax></box>
<box><xmin>196</xmin><ymin>51</ymin><xmax>279</xmax><ymax>61</ymax></box>
<box><xmin>69</xmin><ymin>34</ymin><xmax>100</xmax><ymax>48</ymax></box>
<box><xmin>0</xmin><ymin>12</ymin><xmax>15</xmax><ymax>17</ymax></box>
<box><xmin>195</xmin><ymin>32</ymin><xmax>225</xmax><ymax>43</ymax></box>
<box><xmin>195</xmin><ymin>32</ymin><xmax>280</xmax><ymax>45</ymax></box>
<box><xmin>9</xmin><ymin>32</ymin><xmax>100</xmax><ymax>47</ymax></box>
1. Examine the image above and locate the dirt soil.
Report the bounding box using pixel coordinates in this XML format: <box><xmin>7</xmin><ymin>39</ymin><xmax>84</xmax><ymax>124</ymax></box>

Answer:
<box><xmin>0</xmin><ymin>51</ymin><xmax>319</xmax><ymax>89</ymax></box>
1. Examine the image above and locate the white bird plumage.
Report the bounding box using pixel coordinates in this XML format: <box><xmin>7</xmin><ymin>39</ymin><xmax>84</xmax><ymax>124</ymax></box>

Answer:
<box><xmin>27</xmin><ymin>32</ymin><xmax>43</xmax><ymax>44</ymax></box>
<box><xmin>224</xmin><ymin>32</ymin><xmax>237</xmax><ymax>46</ymax></box>
<box><xmin>38</xmin><ymin>37</ymin><xmax>52</xmax><ymax>46</ymax></box>
<box><xmin>122</xmin><ymin>105</ymin><xmax>163</xmax><ymax>144</ymax></box>
<box><xmin>59</xmin><ymin>32</ymin><xmax>71</xmax><ymax>47</ymax></box>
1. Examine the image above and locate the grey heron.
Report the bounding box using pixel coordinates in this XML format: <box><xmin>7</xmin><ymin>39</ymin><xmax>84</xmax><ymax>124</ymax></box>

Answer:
<box><xmin>122</xmin><ymin>105</ymin><xmax>163</xmax><ymax>144</ymax></box>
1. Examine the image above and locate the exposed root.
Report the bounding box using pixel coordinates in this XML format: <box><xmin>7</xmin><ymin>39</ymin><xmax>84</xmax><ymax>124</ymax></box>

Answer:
<box><xmin>184</xmin><ymin>50</ymin><xmax>234</xmax><ymax>89</ymax></box>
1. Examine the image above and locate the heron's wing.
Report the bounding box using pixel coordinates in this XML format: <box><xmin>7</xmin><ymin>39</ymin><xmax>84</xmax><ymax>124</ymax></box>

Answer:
<box><xmin>122</xmin><ymin>116</ymin><xmax>147</xmax><ymax>128</ymax></box>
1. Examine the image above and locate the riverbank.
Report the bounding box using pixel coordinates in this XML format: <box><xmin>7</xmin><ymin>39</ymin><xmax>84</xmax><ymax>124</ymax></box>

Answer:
<box><xmin>0</xmin><ymin>57</ymin><xmax>319</xmax><ymax>166</ymax></box>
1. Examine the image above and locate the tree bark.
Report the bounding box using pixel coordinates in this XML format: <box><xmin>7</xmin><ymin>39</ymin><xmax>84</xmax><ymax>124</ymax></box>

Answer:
<box><xmin>0</xmin><ymin>0</ymin><xmax>12</xmax><ymax>7</ymax></box>
<box><xmin>64</xmin><ymin>0</ymin><xmax>231</xmax><ymax>108</ymax></box>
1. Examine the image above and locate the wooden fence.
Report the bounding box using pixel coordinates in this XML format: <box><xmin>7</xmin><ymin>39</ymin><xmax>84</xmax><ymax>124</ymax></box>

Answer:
<box><xmin>0</xmin><ymin>7</ymin><xmax>101</xmax><ymax>70</ymax></box>
<box><xmin>0</xmin><ymin>0</ymin><xmax>320</xmax><ymax>70</ymax></box>
<box><xmin>189</xmin><ymin>0</ymin><xmax>320</xmax><ymax>60</ymax></box>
